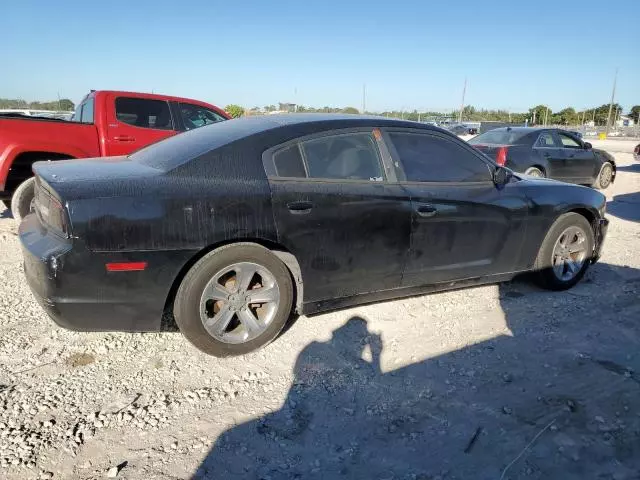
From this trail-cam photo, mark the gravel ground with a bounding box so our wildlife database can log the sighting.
[0,140,639,480]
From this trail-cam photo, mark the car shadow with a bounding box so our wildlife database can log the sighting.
[192,262,640,480]
[606,192,640,223]
[616,164,640,174]
[0,207,12,219]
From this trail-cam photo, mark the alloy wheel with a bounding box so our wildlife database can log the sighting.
[199,262,281,344]
[551,226,589,281]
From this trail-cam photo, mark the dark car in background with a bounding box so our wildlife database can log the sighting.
[634,143,639,161]
[468,127,616,189]
[19,115,608,357]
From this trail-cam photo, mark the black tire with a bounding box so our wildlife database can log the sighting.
[594,162,613,189]
[10,177,36,223]
[174,243,294,357]
[524,166,545,178]
[533,213,594,291]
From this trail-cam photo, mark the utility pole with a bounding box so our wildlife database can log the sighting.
[362,84,366,114]
[605,68,618,134]
[581,110,586,126]
[543,107,549,126]
[458,77,467,123]
[57,92,61,111]
[533,110,536,125]
[418,112,421,122]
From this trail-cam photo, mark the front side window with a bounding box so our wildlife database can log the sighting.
[558,132,581,148]
[389,132,490,182]
[180,103,226,130]
[115,97,173,130]
[80,98,94,123]
[300,132,384,181]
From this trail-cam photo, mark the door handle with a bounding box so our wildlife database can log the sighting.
[287,201,313,215]
[114,135,136,142]
[415,204,437,218]
[543,153,551,158]
[567,153,575,158]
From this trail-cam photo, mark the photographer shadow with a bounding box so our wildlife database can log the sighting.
[194,262,640,480]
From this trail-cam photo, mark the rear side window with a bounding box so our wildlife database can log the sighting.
[80,98,94,123]
[273,144,306,177]
[536,132,556,147]
[300,132,383,181]
[389,132,490,182]
[179,103,227,130]
[115,97,173,130]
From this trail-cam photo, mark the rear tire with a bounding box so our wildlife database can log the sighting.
[533,213,594,290]
[524,166,545,178]
[174,243,294,357]
[10,177,36,223]
[594,162,613,189]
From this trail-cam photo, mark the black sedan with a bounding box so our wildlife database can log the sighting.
[468,127,616,189]
[19,115,609,357]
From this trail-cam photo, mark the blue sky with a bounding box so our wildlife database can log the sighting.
[2,0,639,112]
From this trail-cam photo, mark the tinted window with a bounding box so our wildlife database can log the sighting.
[300,133,383,181]
[115,97,172,130]
[80,98,94,123]
[180,103,226,130]
[469,129,528,145]
[536,132,556,147]
[558,132,581,148]
[273,144,306,177]
[389,132,490,182]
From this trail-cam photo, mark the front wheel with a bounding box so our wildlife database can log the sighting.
[174,243,294,357]
[594,162,613,189]
[524,166,545,178]
[10,177,36,223]
[533,213,594,290]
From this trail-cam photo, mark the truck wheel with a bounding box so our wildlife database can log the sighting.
[11,177,36,223]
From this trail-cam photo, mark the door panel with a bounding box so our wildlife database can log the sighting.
[532,131,565,179]
[105,95,177,156]
[270,180,412,302]
[402,182,529,286]
[556,132,597,182]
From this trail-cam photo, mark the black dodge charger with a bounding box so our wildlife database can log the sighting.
[19,115,609,356]
[468,127,616,189]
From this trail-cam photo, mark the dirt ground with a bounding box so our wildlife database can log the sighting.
[0,139,639,480]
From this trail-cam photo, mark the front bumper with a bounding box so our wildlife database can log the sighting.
[19,214,193,332]
[592,217,609,263]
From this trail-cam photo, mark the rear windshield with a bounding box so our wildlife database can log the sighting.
[468,129,528,145]
[130,117,276,170]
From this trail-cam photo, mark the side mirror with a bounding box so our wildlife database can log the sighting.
[584,142,592,150]
[493,166,511,187]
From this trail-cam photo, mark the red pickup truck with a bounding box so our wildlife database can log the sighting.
[0,90,230,220]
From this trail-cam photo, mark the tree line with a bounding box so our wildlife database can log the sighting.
[227,103,640,126]
[0,97,75,111]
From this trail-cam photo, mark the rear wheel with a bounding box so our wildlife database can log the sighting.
[524,166,545,178]
[533,213,594,290]
[595,162,613,189]
[174,243,294,357]
[10,177,36,223]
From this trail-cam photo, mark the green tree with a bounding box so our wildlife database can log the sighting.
[264,105,276,112]
[341,106,359,114]
[224,104,245,118]
[58,99,75,111]
[529,105,551,125]
[629,105,640,124]
[555,107,578,125]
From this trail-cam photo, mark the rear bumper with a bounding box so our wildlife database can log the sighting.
[592,217,609,263]
[19,214,193,332]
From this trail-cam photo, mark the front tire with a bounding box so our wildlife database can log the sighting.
[174,243,294,357]
[10,177,36,223]
[594,162,613,189]
[533,213,594,290]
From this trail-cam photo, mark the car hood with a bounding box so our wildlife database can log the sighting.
[32,156,162,201]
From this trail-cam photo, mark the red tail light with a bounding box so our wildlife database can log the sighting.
[34,181,69,236]
[495,146,508,166]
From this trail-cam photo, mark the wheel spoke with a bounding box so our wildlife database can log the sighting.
[203,282,231,301]
[235,265,256,293]
[204,305,235,337]
[568,237,586,254]
[246,285,278,304]
[552,256,565,278]
[237,308,262,334]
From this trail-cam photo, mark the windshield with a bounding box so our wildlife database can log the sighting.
[469,129,529,145]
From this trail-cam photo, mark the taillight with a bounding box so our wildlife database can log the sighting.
[495,146,508,166]
[35,182,69,236]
